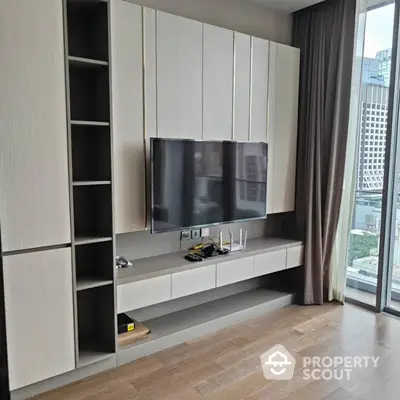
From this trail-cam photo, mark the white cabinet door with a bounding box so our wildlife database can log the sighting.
[250,37,269,143]
[254,249,286,277]
[269,43,300,213]
[203,24,233,140]
[111,1,146,234]
[156,11,203,139]
[117,275,171,313]
[217,257,254,287]
[3,249,75,390]
[0,0,71,252]
[233,32,251,142]
[172,265,216,299]
[287,246,304,269]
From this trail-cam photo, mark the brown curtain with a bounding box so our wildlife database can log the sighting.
[293,0,357,305]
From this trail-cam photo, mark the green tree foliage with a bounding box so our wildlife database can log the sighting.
[348,233,379,265]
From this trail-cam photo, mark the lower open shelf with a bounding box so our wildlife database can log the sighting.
[117,288,294,366]
[78,351,115,368]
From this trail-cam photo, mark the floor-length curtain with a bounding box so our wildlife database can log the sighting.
[293,0,357,304]
[330,1,368,303]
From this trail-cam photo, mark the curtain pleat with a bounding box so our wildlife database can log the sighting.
[293,0,357,304]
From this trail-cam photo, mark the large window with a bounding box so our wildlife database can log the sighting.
[346,2,395,306]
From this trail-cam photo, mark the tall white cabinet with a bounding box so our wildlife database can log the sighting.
[0,0,75,391]
[0,0,71,252]
[113,7,301,232]
[3,249,75,390]
[203,24,234,141]
[111,1,146,234]
[268,43,300,214]
[156,11,203,139]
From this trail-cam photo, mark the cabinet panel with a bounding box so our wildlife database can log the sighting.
[0,0,71,251]
[117,275,171,313]
[233,32,251,142]
[203,24,233,140]
[270,43,300,213]
[217,257,254,287]
[172,265,216,299]
[3,249,75,390]
[156,11,202,139]
[287,246,304,269]
[111,1,146,233]
[254,249,286,277]
[250,37,269,143]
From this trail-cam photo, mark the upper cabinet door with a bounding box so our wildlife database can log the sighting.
[156,11,203,139]
[250,37,270,143]
[111,1,146,234]
[203,24,234,141]
[233,32,251,142]
[3,248,75,390]
[0,0,71,251]
[269,43,300,214]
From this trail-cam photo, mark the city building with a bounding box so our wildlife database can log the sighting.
[356,84,389,191]
[362,57,385,86]
[376,48,392,87]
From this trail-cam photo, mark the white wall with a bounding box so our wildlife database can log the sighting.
[127,0,292,45]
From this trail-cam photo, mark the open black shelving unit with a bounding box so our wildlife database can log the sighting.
[64,0,115,367]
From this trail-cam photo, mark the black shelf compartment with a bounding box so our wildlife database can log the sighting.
[73,184,112,240]
[75,240,114,289]
[77,285,115,366]
[66,0,109,62]
[69,62,110,122]
[71,124,111,182]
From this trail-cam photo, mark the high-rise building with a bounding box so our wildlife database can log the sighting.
[356,84,389,191]
[376,49,392,87]
[362,57,385,86]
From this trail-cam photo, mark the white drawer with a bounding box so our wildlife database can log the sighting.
[287,245,304,269]
[117,275,171,313]
[216,257,254,287]
[172,264,216,299]
[254,249,286,277]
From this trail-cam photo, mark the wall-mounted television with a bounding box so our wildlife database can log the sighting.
[150,138,268,233]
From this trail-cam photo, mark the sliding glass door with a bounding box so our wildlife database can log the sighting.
[345,1,396,308]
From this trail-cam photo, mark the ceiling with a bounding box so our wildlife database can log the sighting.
[252,0,325,13]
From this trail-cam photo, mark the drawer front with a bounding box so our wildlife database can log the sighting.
[172,265,216,299]
[254,249,286,277]
[117,275,171,313]
[216,257,254,287]
[287,246,304,269]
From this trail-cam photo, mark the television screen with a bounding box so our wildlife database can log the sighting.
[151,138,268,233]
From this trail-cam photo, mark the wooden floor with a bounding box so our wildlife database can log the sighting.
[35,303,400,400]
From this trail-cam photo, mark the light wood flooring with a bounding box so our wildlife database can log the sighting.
[34,303,400,400]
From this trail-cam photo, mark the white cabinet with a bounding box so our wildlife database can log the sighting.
[3,249,75,390]
[250,37,270,142]
[217,257,254,287]
[254,249,286,277]
[0,0,71,252]
[203,24,234,140]
[172,265,216,299]
[117,275,171,313]
[111,1,146,234]
[156,11,203,139]
[233,32,251,142]
[268,43,300,213]
[287,246,304,269]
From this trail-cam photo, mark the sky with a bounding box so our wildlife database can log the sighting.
[364,3,395,58]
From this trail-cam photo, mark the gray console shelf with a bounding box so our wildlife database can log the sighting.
[117,237,303,285]
[118,288,294,366]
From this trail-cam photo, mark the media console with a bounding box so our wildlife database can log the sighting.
[116,237,303,366]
